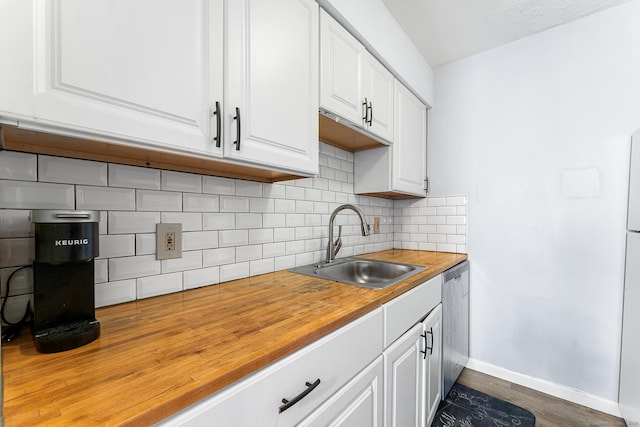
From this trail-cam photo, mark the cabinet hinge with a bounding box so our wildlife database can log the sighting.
[424,177,430,195]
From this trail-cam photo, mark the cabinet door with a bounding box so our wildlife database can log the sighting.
[384,322,424,427]
[363,54,394,143]
[0,0,222,156]
[319,9,365,126]
[225,0,318,175]
[423,305,442,427]
[299,356,384,427]
[393,82,427,196]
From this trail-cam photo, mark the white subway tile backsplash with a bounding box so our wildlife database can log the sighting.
[161,171,202,193]
[109,212,160,234]
[446,195,467,206]
[1,180,74,209]
[263,183,286,199]
[427,197,447,206]
[109,164,160,190]
[137,272,182,299]
[437,225,458,235]
[286,240,305,255]
[436,206,457,216]
[135,234,156,255]
[274,228,295,242]
[136,190,182,212]
[39,156,107,186]
[219,230,248,247]
[250,258,274,276]
[295,200,314,213]
[236,213,262,229]
[263,242,286,258]
[250,198,275,213]
[249,229,273,244]
[162,250,202,273]
[98,234,135,259]
[203,176,235,195]
[161,212,202,231]
[236,244,262,262]
[0,238,33,268]
[183,193,219,213]
[286,214,305,227]
[109,255,160,281]
[183,266,219,290]
[0,210,32,238]
[183,231,218,251]
[436,243,457,253]
[203,213,236,230]
[0,144,466,316]
[220,262,249,282]
[95,259,108,284]
[393,195,467,254]
[274,199,295,213]
[447,216,466,225]
[274,255,296,270]
[203,247,235,267]
[0,151,36,181]
[286,186,305,200]
[263,213,286,228]
[220,196,249,213]
[77,186,135,211]
[236,181,262,197]
[95,280,136,308]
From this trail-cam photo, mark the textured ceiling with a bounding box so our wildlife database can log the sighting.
[381,0,635,67]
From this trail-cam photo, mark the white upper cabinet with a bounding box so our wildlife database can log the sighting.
[354,80,427,198]
[319,9,394,144]
[225,0,319,175]
[0,0,223,156]
[0,0,318,178]
[393,82,427,195]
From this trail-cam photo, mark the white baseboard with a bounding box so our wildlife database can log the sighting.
[465,358,622,417]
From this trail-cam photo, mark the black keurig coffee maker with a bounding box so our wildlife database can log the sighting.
[32,210,100,353]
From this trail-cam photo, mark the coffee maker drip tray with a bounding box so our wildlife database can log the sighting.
[34,319,100,353]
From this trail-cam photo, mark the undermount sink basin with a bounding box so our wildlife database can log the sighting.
[290,258,426,290]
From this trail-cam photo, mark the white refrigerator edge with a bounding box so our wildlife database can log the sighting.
[620,128,640,425]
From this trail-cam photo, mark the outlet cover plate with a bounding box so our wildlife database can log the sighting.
[156,223,182,260]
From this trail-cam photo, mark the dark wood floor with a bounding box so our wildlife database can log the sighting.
[456,368,626,427]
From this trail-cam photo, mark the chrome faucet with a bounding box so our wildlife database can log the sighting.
[326,204,370,263]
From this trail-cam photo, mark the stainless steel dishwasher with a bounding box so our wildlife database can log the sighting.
[442,260,469,398]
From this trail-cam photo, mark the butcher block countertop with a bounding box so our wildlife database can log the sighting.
[2,250,467,426]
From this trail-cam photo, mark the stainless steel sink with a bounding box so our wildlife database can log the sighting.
[290,258,426,290]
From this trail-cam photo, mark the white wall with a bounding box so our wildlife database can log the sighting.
[318,0,434,106]
[428,0,640,409]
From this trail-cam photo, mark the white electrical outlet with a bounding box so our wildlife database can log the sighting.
[156,223,182,260]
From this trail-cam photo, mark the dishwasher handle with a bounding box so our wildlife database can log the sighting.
[443,260,469,282]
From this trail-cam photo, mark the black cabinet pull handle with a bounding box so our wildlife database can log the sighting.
[420,332,427,359]
[362,97,368,122]
[426,327,434,355]
[367,101,373,126]
[213,101,221,148]
[279,378,321,413]
[233,107,241,150]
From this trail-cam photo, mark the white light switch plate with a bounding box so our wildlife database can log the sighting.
[156,223,182,260]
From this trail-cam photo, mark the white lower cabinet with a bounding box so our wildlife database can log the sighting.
[158,274,445,427]
[299,356,384,427]
[157,308,383,427]
[383,275,442,427]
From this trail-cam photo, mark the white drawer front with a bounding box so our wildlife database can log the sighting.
[159,308,383,427]
[383,275,441,348]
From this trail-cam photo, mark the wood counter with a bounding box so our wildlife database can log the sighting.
[2,250,467,426]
